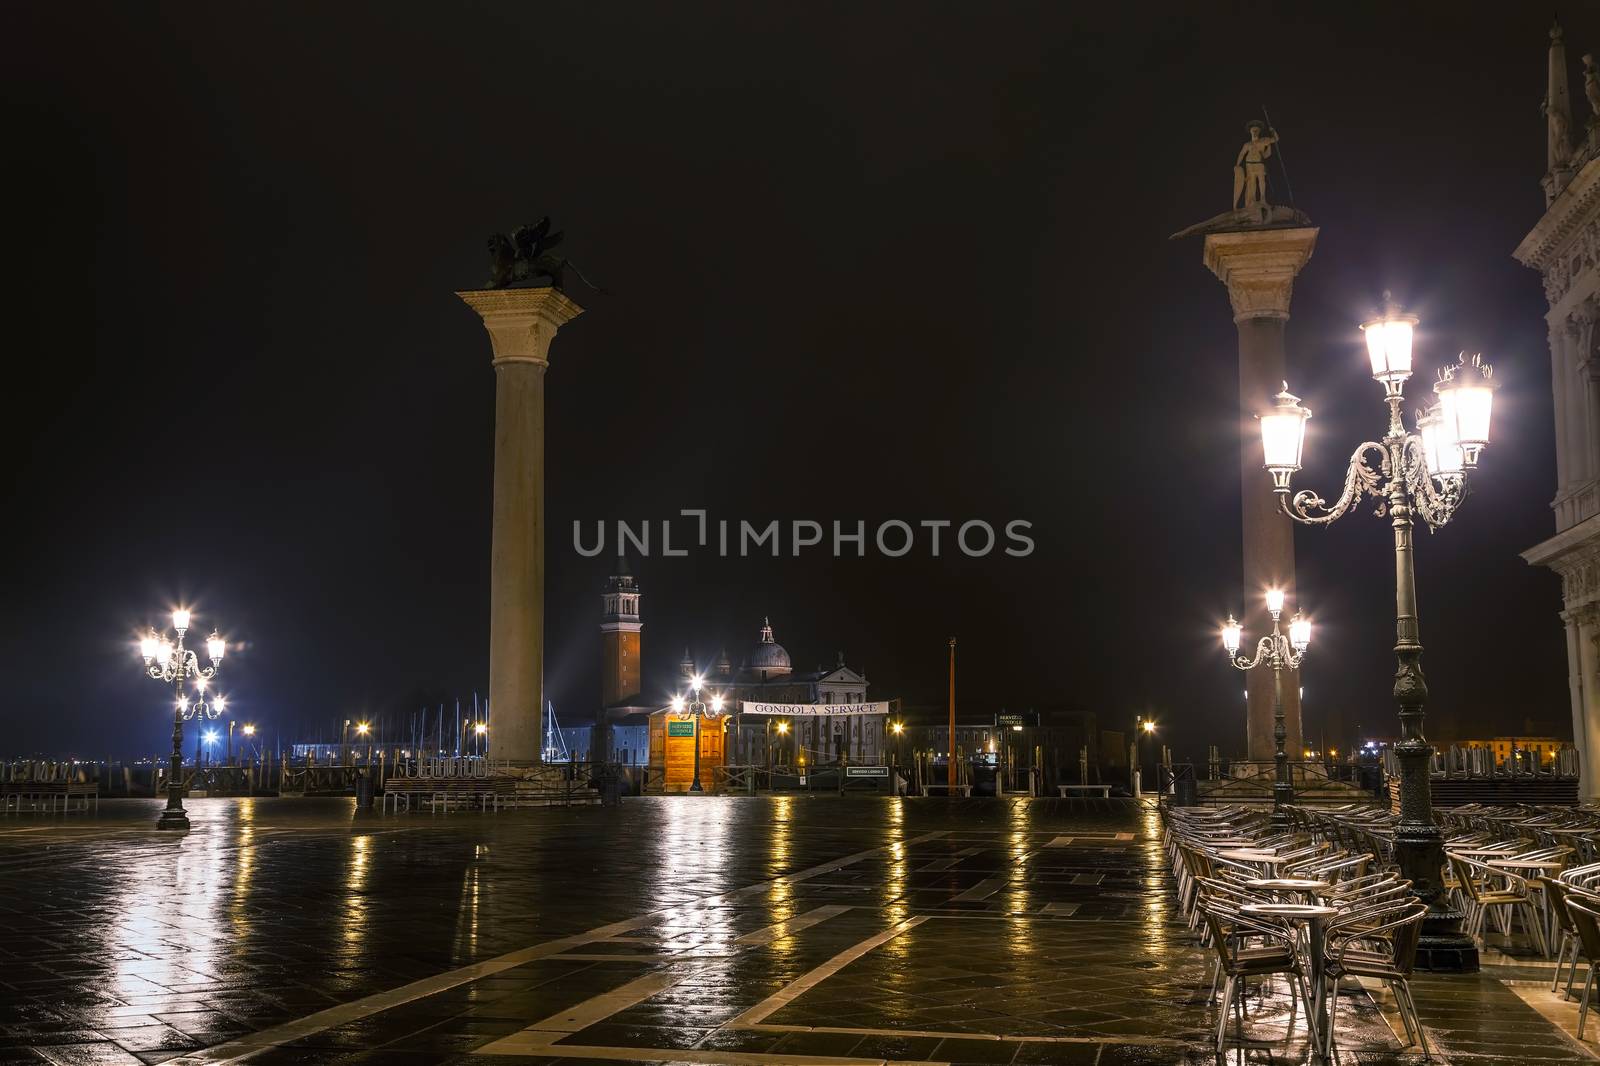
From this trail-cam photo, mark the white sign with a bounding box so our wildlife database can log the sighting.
[740,701,890,717]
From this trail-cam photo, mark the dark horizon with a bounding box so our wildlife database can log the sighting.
[5,3,1587,762]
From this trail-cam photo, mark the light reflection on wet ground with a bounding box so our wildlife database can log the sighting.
[0,796,1588,1065]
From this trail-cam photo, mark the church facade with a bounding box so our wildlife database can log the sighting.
[1517,22,1600,800]
[592,560,889,769]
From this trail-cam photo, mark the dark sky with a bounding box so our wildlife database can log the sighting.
[5,2,1589,760]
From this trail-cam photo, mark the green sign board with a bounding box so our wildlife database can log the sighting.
[667,721,696,737]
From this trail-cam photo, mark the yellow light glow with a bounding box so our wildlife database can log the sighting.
[243,724,256,736]
[777,720,789,734]
[1142,720,1156,734]
[474,722,487,735]
[891,722,904,735]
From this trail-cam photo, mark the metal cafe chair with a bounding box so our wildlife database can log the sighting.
[1566,894,1600,1039]
[1322,901,1431,1059]
[1450,854,1547,955]
[1200,900,1318,1054]
[1542,877,1589,998]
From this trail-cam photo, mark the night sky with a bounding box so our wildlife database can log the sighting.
[6,2,1589,761]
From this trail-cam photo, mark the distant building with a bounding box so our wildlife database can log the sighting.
[599,557,642,709]
[1453,737,1569,766]
[1516,20,1600,800]
[588,558,887,767]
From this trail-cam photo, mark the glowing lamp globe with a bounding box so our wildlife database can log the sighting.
[1260,386,1311,490]
[670,696,686,713]
[1265,588,1286,616]
[711,694,725,714]
[1222,615,1243,656]
[156,640,174,667]
[1434,354,1499,468]
[1289,614,1311,654]
[172,609,191,632]
[140,634,159,661]
[1416,403,1464,476]
[207,633,226,662]
[1361,296,1418,386]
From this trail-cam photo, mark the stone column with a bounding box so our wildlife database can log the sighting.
[1578,605,1600,801]
[1562,608,1591,799]
[457,287,585,765]
[1202,227,1318,762]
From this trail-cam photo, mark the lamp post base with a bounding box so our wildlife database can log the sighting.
[157,805,190,831]
[1415,923,1480,972]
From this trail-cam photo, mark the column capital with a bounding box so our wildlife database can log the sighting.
[457,287,585,368]
[1202,227,1319,323]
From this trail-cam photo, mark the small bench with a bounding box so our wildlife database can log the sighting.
[1057,784,1112,799]
[2,781,99,814]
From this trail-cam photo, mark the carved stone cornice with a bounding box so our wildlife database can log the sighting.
[1526,511,1600,609]
[1515,155,1600,277]
[1201,227,1319,323]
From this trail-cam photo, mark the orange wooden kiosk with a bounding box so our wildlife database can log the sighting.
[648,710,727,793]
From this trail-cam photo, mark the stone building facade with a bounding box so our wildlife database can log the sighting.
[1517,22,1600,799]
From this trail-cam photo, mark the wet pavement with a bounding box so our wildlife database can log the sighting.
[0,796,1592,1065]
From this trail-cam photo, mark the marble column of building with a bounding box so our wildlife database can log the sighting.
[1562,608,1592,798]
[457,287,585,765]
[1203,227,1318,762]
[1574,604,1600,800]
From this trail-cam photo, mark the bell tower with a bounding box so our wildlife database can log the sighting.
[600,556,642,708]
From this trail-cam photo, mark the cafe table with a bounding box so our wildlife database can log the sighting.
[1241,902,1340,1043]
[1218,849,1284,875]
[1243,877,1330,903]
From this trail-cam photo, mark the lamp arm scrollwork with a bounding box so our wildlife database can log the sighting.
[1228,636,1278,672]
[1282,441,1389,526]
[1398,434,1466,531]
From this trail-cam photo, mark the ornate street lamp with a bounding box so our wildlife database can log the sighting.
[1260,293,1499,969]
[670,676,725,794]
[140,608,226,830]
[1222,589,1310,827]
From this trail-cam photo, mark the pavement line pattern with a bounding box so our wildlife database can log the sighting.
[725,917,930,1028]
[735,904,854,945]
[734,1022,1191,1048]
[917,845,984,872]
[950,876,1006,902]
[485,1042,942,1066]
[1500,978,1600,1059]
[165,830,948,1065]
[521,969,685,1035]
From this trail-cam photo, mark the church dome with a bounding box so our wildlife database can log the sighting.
[744,618,792,677]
